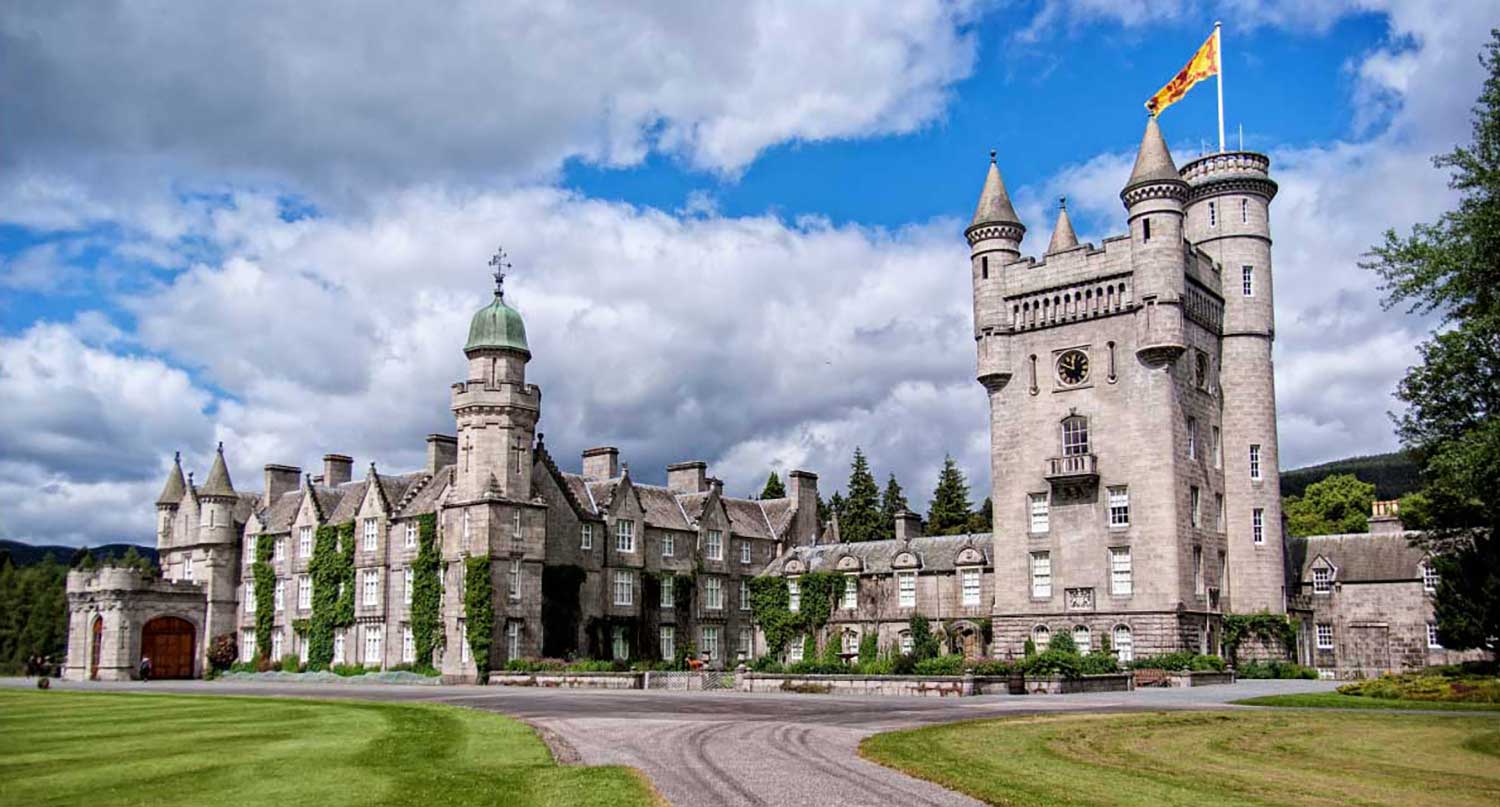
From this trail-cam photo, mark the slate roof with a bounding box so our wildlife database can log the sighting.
[262,489,303,533]
[971,156,1022,227]
[766,533,994,576]
[1124,116,1183,189]
[633,483,693,532]
[199,446,236,497]
[324,480,370,524]
[156,455,186,505]
[723,498,774,540]
[395,465,453,518]
[232,492,260,525]
[1289,532,1428,583]
[760,498,794,536]
[558,473,790,539]
[559,472,603,518]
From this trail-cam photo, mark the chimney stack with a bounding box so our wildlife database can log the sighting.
[894,510,923,541]
[788,470,820,546]
[322,454,353,487]
[1369,499,1405,534]
[426,434,457,474]
[263,464,301,508]
[666,461,709,494]
[582,447,620,481]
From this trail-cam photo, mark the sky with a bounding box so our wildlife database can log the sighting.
[0,0,1494,548]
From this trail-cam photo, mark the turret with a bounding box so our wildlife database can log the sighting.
[1120,116,1189,363]
[155,451,186,544]
[968,151,1025,392]
[196,442,238,546]
[1044,198,1079,255]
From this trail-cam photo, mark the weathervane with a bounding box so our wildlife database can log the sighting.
[488,246,512,300]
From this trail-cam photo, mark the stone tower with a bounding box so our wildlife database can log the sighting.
[1180,150,1284,614]
[452,277,540,503]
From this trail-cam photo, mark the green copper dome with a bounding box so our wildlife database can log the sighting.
[465,294,530,354]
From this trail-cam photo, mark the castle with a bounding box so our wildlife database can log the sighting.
[65,118,1475,681]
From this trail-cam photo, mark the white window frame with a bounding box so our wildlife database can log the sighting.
[1187,417,1198,459]
[512,509,522,538]
[271,630,283,660]
[580,522,593,550]
[362,569,380,607]
[462,509,471,541]
[740,579,750,611]
[1427,622,1442,649]
[706,529,723,561]
[402,625,415,663]
[616,519,636,553]
[1253,508,1265,544]
[1029,493,1050,534]
[1061,416,1090,455]
[364,624,383,666]
[506,621,520,660]
[297,575,312,611]
[740,542,752,565]
[1312,566,1332,594]
[403,568,413,606]
[704,576,723,610]
[662,532,675,558]
[1190,486,1201,528]
[333,631,345,664]
[788,577,801,612]
[1107,486,1130,528]
[404,522,418,549]
[961,568,981,607]
[458,619,469,663]
[299,525,313,557]
[1113,625,1134,663]
[739,628,752,659]
[363,518,378,551]
[1421,562,1439,593]
[1242,265,1254,297]
[789,636,806,662]
[842,574,859,610]
[897,571,917,608]
[241,629,256,662]
[1073,626,1091,654]
[274,578,285,612]
[1030,552,1051,599]
[1212,426,1222,468]
[898,632,913,656]
[702,626,720,662]
[613,570,633,606]
[661,575,675,608]
[244,582,255,613]
[1316,623,1334,649]
[1110,547,1132,596]
[1249,444,1262,480]
[274,537,285,562]
[660,625,675,660]
[508,559,521,601]
[612,626,628,661]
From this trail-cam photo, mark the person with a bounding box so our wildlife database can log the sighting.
[138,655,153,682]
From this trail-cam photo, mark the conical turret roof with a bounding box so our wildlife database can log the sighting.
[971,152,1022,227]
[200,442,236,498]
[156,452,186,506]
[1124,117,1182,190]
[1046,201,1078,254]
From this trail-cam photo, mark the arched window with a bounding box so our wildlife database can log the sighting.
[1061,416,1089,456]
[1113,625,1134,663]
[1032,624,1050,648]
[1073,626,1091,654]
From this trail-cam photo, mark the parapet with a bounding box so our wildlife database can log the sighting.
[1179,151,1277,200]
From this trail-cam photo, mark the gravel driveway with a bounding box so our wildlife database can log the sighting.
[5,677,1338,807]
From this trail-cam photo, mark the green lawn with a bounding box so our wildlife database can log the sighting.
[861,710,1500,807]
[0,690,657,807]
[1235,692,1500,712]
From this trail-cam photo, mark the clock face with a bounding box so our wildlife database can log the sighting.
[1057,350,1090,385]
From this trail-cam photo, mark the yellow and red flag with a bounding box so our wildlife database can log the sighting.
[1145,28,1220,117]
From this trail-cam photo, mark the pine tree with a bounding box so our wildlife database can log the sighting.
[758,471,787,499]
[840,448,883,542]
[879,474,909,541]
[927,455,973,536]
[967,496,993,534]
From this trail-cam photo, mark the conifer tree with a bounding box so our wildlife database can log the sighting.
[968,496,993,534]
[927,455,973,536]
[758,471,787,499]
[840,448,882,542]
[879,474,909,541]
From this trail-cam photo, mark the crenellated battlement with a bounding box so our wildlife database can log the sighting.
[1006,272,1134,333]
[1181,150,1277,202]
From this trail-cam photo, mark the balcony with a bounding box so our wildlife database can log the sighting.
[1045,453,1098,483]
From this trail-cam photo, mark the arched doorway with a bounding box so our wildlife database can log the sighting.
[140,616,196,679]
[90,616,103,680]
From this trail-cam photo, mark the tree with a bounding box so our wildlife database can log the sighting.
[968,497,993,534]
[1283,474,1376,537]
[879,474,909,541]
[758,471,787,500]
[1361,30,1500,659]
[840,448,883,542]
[927,455,973,536]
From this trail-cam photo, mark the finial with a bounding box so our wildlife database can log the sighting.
[216,441,223,452]
[989,148,996,163]
[174,451,181,463]
[1058,195,1067,211]
[537,432,545,445]
[488,246,512,300]
[188,472,194,485]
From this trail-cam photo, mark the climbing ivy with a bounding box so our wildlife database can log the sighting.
[306,523,354,668]
[252,534,275,660]
[464,556,495,679]
[410,514,442,668]
[748,571,841,656]
[333,522,356,626]
[1223,612,1297,662]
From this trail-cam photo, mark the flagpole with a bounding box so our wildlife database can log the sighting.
[1216,21,1226,152]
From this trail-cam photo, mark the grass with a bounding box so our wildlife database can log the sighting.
[1235,692,1500,712]
[0,689,657,807]
[861,710,1500,807]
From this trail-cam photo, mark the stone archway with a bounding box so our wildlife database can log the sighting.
[140,616,196,679]
[90,616,103,680]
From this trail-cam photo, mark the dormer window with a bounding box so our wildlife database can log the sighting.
[1313,566,1333,594]
[1421,562,1439,593]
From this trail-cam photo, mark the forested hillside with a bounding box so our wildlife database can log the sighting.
[1280,452,1421,500]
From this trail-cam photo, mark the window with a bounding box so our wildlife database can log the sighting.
[299,526,313,557]
[1187,417,1198,458]
[274,579,285,611]
[403,568,413,606]
[1215,494,1225,532]
[1242,265,1254,296]
[402,626,415,663]
[613,571,633,606]
[580,522,593,550]
[1143,218,1152,241]
[660,575,675,608]
[247,535,257,564]
[458,619,469,662]
[741,542,752,565]
[462,510,471,541]
[274,537,285,562]
[740,579,750,610]
[333,631,345,664]
[1061,415,1090,455]
[511,509,522,538]
[1422,562,1439,593]
[241,629,256,662]
[981,255,989,280]
[1113,626,1134,662]
[297,575,312,610]
[1241,198,1249,224]
[1316,623,1334,649]
[611,627,628,661]
[662,532,675,557]
[1427,622,1442,649]
[1108,487,1130,528]
[244,582,255,613]
[1253,508,1265,544]
[842,630,859,655]
[1110,547,1132,596]
[506,621,520,660]
[364,625,383,665]
[962,569,981,607]
[1190,486,1201,528]
[788,578,801,612]
[363,518,377,551]
[898,632,913,655]
[1073,626,1091,653]
[739,629,752,659]
[660,626,675,660]
[183,560,194,582]
[1208,200,1217,228]
[702,626,720,662]
[1212,426,1222,467]
[706,529,723,560]
[616,519,635,553]
[271,630,284,660]
[404,522,417,549]
[898,571,917,607]
[704,577,723,610]
[508,559,521,601]
[790,636,806,661]
[1313,567,1332,594]
[1032,624,1050,647]
[1249,444,1262,480]
[362,569,380,607]
[1193,546,1204,595]
[1029,493,1050,533]
[842,575,859,610]
[1030,552,1052,598]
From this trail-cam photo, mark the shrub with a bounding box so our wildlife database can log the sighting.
[891,652,917,676]
[1021,649,1080,679]
[908,616,940,661]
[227,661,257,674]
[1046,631,1077,655]
[750,656,784,673]
[970,658,1018,677]
[1338,672,1500,704]
[855,655,895,676]
[206,634,238,671]
[330,663,370,677]
[1236,659,1318,679]
[913,655,965,676]
[1131,652,1226,672]
[858,631,878,666]
[1023,638,1037,658]
[1077,651,1121,676]
[280,654,304,673]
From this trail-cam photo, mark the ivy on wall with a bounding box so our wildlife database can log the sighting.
[306,523,355,668]
[464,556,495,679]
[252,534,275,660]
[1223,612,1298,661]
[410,514,442,668]
[748,571,841,657]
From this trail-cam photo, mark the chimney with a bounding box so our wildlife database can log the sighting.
[426,434,457,474]
[788,470,819,547]
[709,477,724,495]
[582,447,620,481]
[322,454,353,487]
[666,461,709,494]
[263,464,301,508]
[894,510,923,541]
[1369,499,1405,534]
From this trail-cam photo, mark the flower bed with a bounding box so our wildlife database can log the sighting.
[1337,671,1500,705]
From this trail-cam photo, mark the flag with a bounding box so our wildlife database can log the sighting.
[1145,28,1220,117]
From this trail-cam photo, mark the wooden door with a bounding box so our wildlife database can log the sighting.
[140,617,196,679]
[90,617,103,680]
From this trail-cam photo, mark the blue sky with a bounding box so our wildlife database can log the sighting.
[0,1,1490,547]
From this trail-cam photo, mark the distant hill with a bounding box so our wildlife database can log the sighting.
[0,539,158,568]
[1280,451,1422,500]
